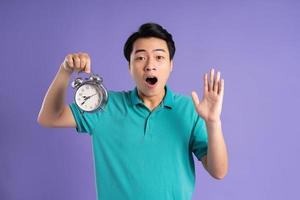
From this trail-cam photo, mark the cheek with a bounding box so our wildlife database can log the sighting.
[159,70,170,84]
[129,63,136,75]
[162,65,172,75]
[129,67,143,80]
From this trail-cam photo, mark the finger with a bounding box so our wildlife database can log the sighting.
[209,68,215,92]
[79,53,87,70]
[66,54,74,68]
[191,91,200,107]
[85,55,91,73]
[204,73,208,93]
[214,71,221,94]
[219,78,225,96]
[73,54,81,71]
[82,53,91,73]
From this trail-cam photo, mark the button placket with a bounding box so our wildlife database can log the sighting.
[144,113,151,136]
[143,105,163,137]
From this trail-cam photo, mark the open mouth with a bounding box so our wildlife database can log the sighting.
[145,76,158,85]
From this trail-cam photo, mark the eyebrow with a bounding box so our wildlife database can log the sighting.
[134,49,166,54]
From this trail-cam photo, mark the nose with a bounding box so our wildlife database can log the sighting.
[144,58,157,71]
[145,66,156,71]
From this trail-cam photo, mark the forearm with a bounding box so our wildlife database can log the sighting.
[37,65,72,125]
[205,120,228,179]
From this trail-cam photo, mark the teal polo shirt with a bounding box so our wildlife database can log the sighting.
[69,86,208,200]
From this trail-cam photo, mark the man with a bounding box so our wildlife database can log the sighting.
[38,23,228,200]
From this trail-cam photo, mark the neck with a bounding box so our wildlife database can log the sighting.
[138,89,165,111]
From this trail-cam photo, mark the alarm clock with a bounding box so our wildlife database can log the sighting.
[71,73,108,113]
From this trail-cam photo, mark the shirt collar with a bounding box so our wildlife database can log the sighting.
[130,85,174,109]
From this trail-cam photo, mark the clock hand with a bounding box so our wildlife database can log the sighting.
[81,93,97,105]
[88,93,97,98]
[83,93,97,100]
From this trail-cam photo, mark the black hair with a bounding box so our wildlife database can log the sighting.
[123,23,175,62]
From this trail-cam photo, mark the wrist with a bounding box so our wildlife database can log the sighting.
[60,63,73,74]
[205,118,222,128]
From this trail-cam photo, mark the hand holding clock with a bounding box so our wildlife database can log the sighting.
[63,52,108,113]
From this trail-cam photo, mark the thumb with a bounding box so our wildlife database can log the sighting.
[191,91,200,107]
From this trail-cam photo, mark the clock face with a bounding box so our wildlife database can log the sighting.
[75,83,102,112]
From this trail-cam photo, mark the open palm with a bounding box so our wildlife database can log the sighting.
[192,69,224,123]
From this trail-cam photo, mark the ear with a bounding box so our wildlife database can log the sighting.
[128,62,132,75]
[170,60,173,72]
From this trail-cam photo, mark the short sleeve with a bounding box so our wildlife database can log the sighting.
[190,116,208,161]
[69,103,98,135]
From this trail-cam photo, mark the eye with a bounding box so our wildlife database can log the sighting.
[135,56,146,61]
[156,55,165,60]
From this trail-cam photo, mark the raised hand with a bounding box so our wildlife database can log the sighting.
[61,52,91,74]
[191,68,224,123]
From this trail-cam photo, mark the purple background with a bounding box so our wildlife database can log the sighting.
[1,0,299,199]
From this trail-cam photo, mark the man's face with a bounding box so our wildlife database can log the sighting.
[129,37,173,98]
